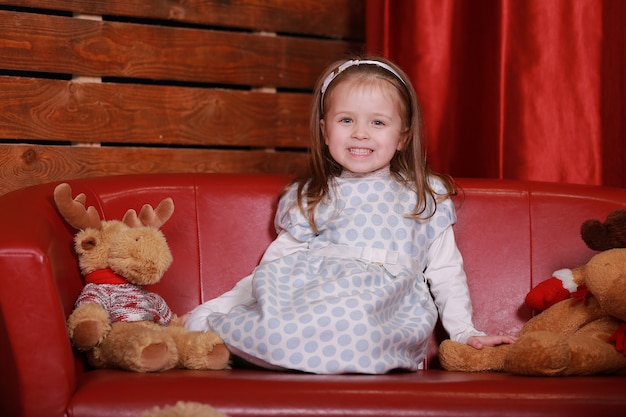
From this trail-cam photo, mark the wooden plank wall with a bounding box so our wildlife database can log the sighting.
[0,0,365,195]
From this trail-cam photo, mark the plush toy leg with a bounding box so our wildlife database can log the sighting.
[438,339,509,372]
[66,302,112,350]
[165,325,231,370]
[90,321,178,372]
[503,331,570,376]
[565,318,626,375]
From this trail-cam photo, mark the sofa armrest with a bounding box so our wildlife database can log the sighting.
[0,185,81,417]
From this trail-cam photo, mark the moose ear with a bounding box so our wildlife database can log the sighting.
[80,236,98,251]
[54,183,102,231]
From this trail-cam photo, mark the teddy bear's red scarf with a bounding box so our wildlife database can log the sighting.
[610,324,626,354]
[84,268,127,285]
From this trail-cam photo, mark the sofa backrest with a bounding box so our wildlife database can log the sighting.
[1,173,626,415]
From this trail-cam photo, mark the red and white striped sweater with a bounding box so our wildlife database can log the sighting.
[76,282,173,325]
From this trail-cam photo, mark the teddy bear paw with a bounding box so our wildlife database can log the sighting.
[185,332,230,370]
[170,330,230,370]
[72,319,109,350]
[439,339,507,372]
[138,341,179,372]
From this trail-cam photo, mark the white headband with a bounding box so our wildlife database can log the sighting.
[320,59,407,110]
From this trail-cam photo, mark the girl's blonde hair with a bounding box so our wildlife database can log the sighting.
[291,56,456,232]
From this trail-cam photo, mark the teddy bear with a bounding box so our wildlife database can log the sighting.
[54,183,230,372]
[438,210,626,376]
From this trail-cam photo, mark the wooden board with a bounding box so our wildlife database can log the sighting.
[0,144,308,195]
[0,76,311,148]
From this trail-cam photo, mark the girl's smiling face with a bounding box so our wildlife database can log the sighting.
[320,79,406,175]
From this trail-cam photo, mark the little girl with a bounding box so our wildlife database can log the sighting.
[186,56,515,374]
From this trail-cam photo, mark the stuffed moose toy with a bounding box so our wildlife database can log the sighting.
[54,183,229,372]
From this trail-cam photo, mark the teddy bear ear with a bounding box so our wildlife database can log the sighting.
[581,209,626,251]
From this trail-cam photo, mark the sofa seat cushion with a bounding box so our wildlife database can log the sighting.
[68,369,625,417]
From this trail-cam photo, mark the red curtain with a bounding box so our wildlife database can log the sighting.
[366,0,625,186]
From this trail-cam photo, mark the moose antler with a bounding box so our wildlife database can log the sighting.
[54,183,102,231]
[122,198,174,229]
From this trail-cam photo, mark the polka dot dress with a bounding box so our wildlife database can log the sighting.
[207,173,456,374]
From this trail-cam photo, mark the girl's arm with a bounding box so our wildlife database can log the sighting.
[425,227,486,344]
[426,228,517,348]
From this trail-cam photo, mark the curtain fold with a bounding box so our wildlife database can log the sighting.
[366,0,625,186]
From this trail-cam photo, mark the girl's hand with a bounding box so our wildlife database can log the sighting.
[466,335,517,349]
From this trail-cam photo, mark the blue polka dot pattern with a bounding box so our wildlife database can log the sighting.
[208,175,455,374]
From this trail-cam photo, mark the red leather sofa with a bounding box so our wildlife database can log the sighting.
[1,173,625,417]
